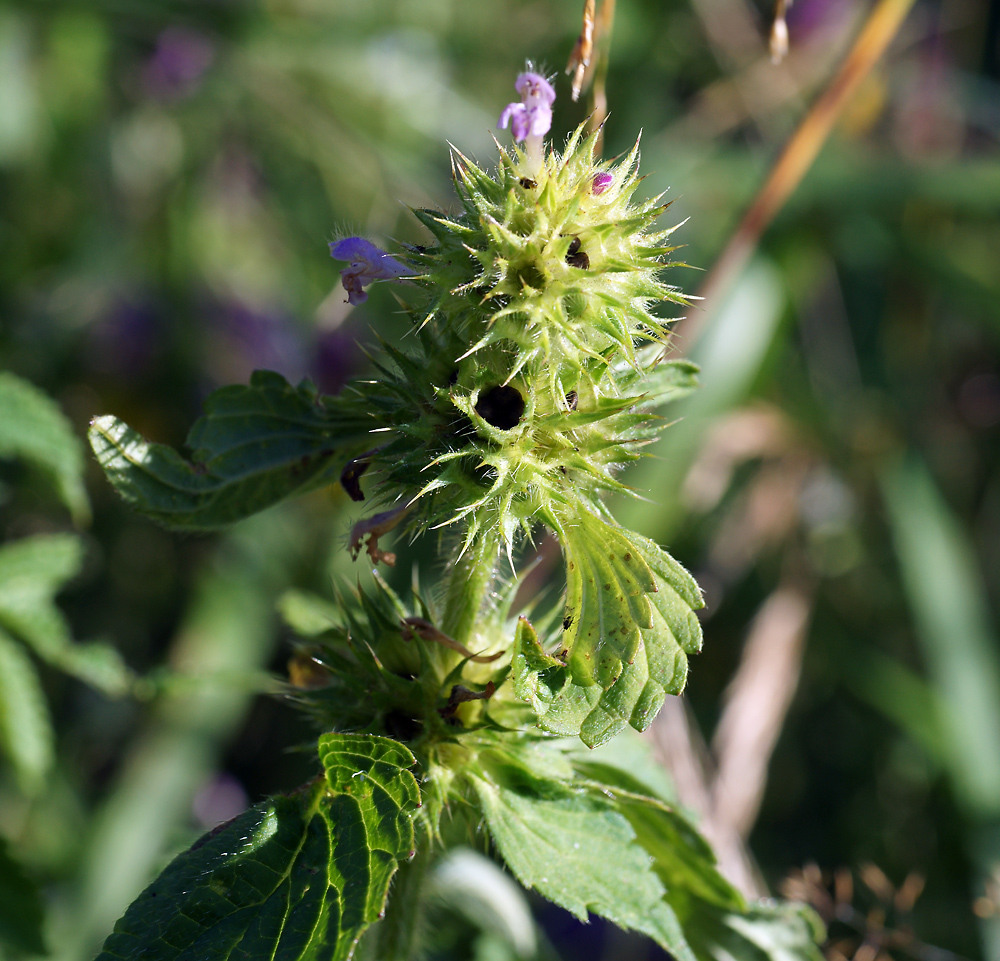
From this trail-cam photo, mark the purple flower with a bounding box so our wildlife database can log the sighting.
[498,71,556,143]
[592,172,614,195]
[329,237,410,306]
[143,28,214,101]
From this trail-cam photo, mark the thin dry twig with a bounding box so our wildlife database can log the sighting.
[566,0,616,150]
[676,0,918,349]
[648,697,766,897]
[710,583,813,838]
[566,0,596,101]
[770,0,793,63]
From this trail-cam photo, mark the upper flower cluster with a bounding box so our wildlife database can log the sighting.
[497,71,556,143]
[318,71,701,747]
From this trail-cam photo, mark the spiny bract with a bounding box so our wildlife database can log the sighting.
[337,123,706,746]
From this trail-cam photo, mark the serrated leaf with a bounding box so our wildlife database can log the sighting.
[0,626,54,794]
[0,834,47,956]
[573,764,744,913]
[520,509,702,747]
[679,899,825,961]
[470,750,697,961]
[0,534,133,695]
[511,615,601,737]
[0,370,90,524]
[96,734,420,961]
[88,371,371,530]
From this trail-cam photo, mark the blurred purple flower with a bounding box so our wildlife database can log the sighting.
[88,298,163,379]
[592,172,613,195]
[330,238,410,306]
[498,71,556,142]
[144,28,214,101]
[313,327,364,395]
[192,774,247,829]
[201,298,307,386]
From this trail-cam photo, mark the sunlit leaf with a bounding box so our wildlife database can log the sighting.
[95,734,420,961]
[515,511,702,747]
[470,748,697,961]
[89,370,371,530]
[279,588,345,637]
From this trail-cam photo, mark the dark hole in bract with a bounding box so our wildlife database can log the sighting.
[520,177,537,189]
[475,385,525,430]
[566,237,590,270]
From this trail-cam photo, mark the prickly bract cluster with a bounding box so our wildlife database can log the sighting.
[326,121,705,750]
[88,75,828,961]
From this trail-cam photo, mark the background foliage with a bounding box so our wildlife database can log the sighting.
[1,0,999,958]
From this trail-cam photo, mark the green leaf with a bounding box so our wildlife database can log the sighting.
[470,749,697,961]
[0,534,132,695]
[279,589,345,637]
[88,371,370,530]
[96,734,420,961]
[317,732,421,909]
[678,899,825,961]
[517,510,702,747]
[574,767,743,914]
[880,456,1000,819]
[0,370,90,524]
[0,626,54,794]
[564,764,824,959]
[0,834,47,956]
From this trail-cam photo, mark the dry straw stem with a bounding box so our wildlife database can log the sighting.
[566,0,617,149]
[649,580,812,898]
[678,0,918,349]
[710,584,813,840]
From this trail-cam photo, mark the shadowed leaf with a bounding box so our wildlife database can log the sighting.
[89,371,370,530]
[0,534,132,695]
[0,835,47,956]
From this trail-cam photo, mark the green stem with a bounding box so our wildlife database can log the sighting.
[439,530,499,650]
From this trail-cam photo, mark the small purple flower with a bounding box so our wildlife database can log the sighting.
[329,237,410,306]
[592,172,614,195]
[144,28,214,101]
[498,71,556,143]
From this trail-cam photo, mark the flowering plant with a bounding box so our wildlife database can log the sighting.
[88,70,824,961]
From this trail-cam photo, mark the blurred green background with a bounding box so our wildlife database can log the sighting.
[2,0,1000,958]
